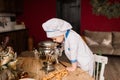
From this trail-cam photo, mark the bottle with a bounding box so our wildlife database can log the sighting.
[28,37,33,51]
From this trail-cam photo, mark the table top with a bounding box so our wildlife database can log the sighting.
[17,57,94,80]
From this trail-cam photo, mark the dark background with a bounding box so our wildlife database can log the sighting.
[16,0,120,47]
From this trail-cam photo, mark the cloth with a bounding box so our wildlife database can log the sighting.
[42,18,72,38]
[64,30,94,76]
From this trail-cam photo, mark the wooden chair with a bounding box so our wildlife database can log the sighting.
[93,54,108,80]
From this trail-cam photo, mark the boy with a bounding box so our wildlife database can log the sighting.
[42,18,94,76]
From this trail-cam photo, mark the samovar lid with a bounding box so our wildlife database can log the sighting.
[38,40,57,49]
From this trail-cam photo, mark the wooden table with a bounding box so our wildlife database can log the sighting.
[17,57,94,80]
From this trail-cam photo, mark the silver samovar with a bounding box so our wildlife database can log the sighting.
[37,40,63,73]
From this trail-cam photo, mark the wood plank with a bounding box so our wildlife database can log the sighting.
[17,57,94,80]
[18,51,120,80]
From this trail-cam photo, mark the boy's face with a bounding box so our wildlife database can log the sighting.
[51,35,64,43]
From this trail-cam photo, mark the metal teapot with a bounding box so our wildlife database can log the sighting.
[38,40,58,59]
[37,40,61,73]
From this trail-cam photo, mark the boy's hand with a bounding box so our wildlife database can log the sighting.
[66,62,77,71]
[66,67,76,71]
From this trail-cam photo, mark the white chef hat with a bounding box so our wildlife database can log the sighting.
[42,18,72,38]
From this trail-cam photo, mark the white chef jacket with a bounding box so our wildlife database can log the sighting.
[64,29,94,76]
